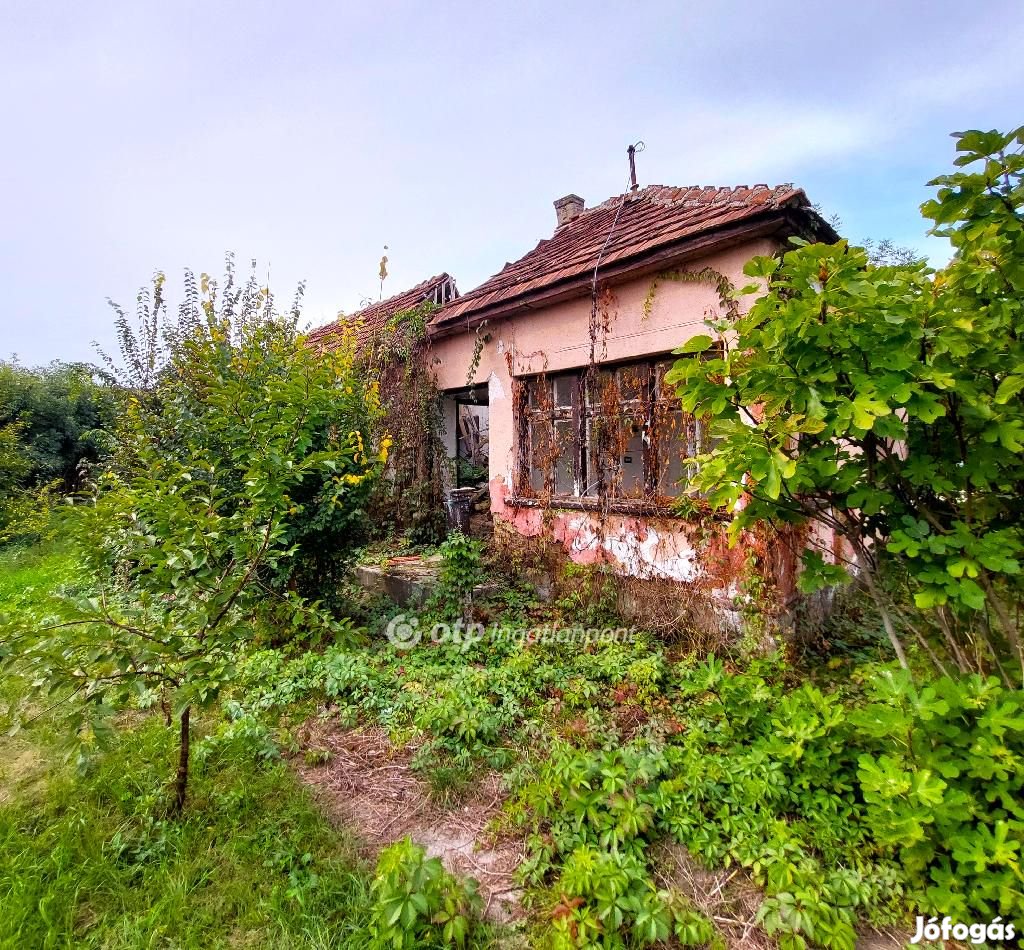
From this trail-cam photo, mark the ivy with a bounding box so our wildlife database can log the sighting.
[361,301,452,544]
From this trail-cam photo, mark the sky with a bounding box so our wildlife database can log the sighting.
[2,0,1022,366]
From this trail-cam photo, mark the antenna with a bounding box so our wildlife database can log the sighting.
[627,140,646,192]
[378,245,389,300]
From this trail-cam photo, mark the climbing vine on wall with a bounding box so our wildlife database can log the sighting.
[641,265,741,321]
[465,321,489,392]
[504,268,791,630]
[360,302,451,544]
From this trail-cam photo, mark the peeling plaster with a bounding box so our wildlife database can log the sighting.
[600,523,699,582]
[490,478,702,582]
[488,371,506,403]
[430,255,813,613]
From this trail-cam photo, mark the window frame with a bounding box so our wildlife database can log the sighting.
[515,354,711,508]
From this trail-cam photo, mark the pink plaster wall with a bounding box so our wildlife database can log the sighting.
[429,239,778,585]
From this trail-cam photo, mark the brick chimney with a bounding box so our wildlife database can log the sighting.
[554,194,585,227]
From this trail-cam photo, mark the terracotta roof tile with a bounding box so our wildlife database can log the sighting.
[430,183,819,330]
[307,273,458,352]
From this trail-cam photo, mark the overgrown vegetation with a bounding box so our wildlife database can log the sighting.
[671,127,1024,681]
[0,541,376,949]
[2,262,385,812]
[360,301,453,545]
[369,838,485,948]
[209,555,1019,948]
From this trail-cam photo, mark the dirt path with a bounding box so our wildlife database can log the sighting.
[293,721,526,924]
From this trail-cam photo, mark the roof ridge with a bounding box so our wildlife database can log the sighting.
[577,182,800,216]
[429,180,825,331]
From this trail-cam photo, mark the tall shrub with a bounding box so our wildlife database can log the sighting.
[3,268,385,811]
[669,127,1024,680]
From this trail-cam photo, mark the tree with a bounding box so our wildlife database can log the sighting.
[2,269,385,812]
[0,360,116,491]
[0,360,117,541]
[669,127,1024,683]
[0,422,29,499]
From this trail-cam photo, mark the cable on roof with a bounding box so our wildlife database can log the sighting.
[588,141,645,367]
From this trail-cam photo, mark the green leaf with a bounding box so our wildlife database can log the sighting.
[677,334,715,355]
[994,374,1024,404]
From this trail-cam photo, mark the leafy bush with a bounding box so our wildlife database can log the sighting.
[0,360,116,492]
[194,702,280,768]
[670,127,1024,679]
[510,653,1024,947]
[432,530,485,617]
[853,669,1024,923]
[0,360,116,542]
[551,847,718,949]
[369,838,482,948]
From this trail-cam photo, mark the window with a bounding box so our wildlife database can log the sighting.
[518,356,712,503]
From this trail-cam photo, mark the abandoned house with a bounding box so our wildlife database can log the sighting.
[309,182,838,613]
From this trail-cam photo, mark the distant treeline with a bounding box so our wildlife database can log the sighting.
[0,360,118,538]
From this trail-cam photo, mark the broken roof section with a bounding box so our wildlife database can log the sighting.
[307,272,458,352]
[429,184,836,336]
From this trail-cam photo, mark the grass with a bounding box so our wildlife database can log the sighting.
[0,541,377,950]
[0,723,375,949]
[0,536,77,605]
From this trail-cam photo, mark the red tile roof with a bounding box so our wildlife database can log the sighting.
[429,184,831,333]
[306,273,458,352]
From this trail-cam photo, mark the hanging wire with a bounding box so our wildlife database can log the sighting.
[589,141,646,365]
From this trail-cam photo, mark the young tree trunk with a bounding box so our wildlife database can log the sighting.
[172,706,191,815]
[978,572,1024,687]
[856,550,911,672]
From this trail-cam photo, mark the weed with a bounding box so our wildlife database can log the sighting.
[369,837,484,948]
[421,757,475,808]
[431,530,485,618]
[555,563,621,627]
